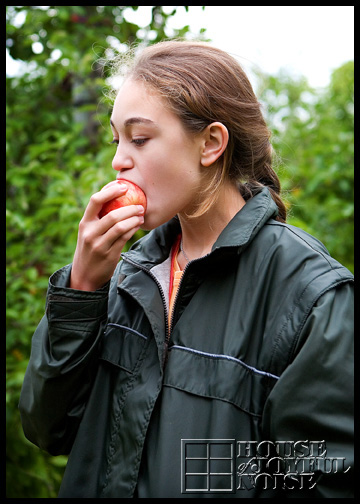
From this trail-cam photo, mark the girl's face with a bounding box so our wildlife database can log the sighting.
[110,79,205,230]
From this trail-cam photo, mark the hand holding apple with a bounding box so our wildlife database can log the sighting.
[99,179,147,218]
[70,180,146,292]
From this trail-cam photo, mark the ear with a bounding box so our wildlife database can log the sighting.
[200,122,229,167]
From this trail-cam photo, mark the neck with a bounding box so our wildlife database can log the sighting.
[177,181,246,265]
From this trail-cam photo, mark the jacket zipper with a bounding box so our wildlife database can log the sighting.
[121,254,194,367]
[120,255,171,366]
[121,248,216,367]
[167,262,190,338]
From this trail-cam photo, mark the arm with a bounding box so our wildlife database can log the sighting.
[19,183,144,454]
[18,264,110,455]
[262,282,354,497]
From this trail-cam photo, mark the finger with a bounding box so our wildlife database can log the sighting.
[105,214,145,247]
[84,183,128,220]
[96,204,145,234]
[107,224,142,258]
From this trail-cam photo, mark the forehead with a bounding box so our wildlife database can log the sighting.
[111,79,169,126]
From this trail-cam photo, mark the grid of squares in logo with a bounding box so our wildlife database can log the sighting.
[181,439,236,493]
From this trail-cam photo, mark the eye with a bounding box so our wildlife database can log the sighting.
[131,138,148,147]
[109,139,119,146]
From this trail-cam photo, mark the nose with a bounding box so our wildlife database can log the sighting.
[112,142,134,173]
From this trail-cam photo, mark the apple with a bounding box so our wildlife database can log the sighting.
[98,179,147,218]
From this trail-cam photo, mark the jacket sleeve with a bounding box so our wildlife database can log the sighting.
[19,264,109,455]
[262,281,354,498]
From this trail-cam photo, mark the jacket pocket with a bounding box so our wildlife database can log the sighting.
[99,323,148,374]
[164,345,279,417]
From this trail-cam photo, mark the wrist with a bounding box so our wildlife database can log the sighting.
[69,272,98,292]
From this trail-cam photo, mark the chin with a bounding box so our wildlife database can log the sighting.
[142,212,177,232]
[139,216,155,232]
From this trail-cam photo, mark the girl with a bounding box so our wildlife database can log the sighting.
[19,41,353,498]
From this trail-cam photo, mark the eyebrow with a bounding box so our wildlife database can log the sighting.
[110,117,157,130]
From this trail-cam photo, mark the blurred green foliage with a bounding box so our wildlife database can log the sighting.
[6,5,353,498]
[256,62,354,272]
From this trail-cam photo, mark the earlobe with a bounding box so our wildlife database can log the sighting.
[201,122,229,167]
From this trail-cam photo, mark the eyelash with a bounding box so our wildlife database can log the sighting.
[132,138,148,147]
[109,139,148,147]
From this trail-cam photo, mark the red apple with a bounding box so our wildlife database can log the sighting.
[98,179,147,218]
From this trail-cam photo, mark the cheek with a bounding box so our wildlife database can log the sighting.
[142,137,201,207]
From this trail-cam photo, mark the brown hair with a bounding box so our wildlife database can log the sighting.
[111,40,286,222]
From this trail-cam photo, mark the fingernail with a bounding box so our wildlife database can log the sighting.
[137,205,145,214]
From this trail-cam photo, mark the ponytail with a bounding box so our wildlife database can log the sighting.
[240,159,287,223]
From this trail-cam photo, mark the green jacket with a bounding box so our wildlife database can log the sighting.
[19,188,354,498]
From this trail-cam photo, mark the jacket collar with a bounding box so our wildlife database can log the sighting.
[121,187,278,271]
[213,186,278,250]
